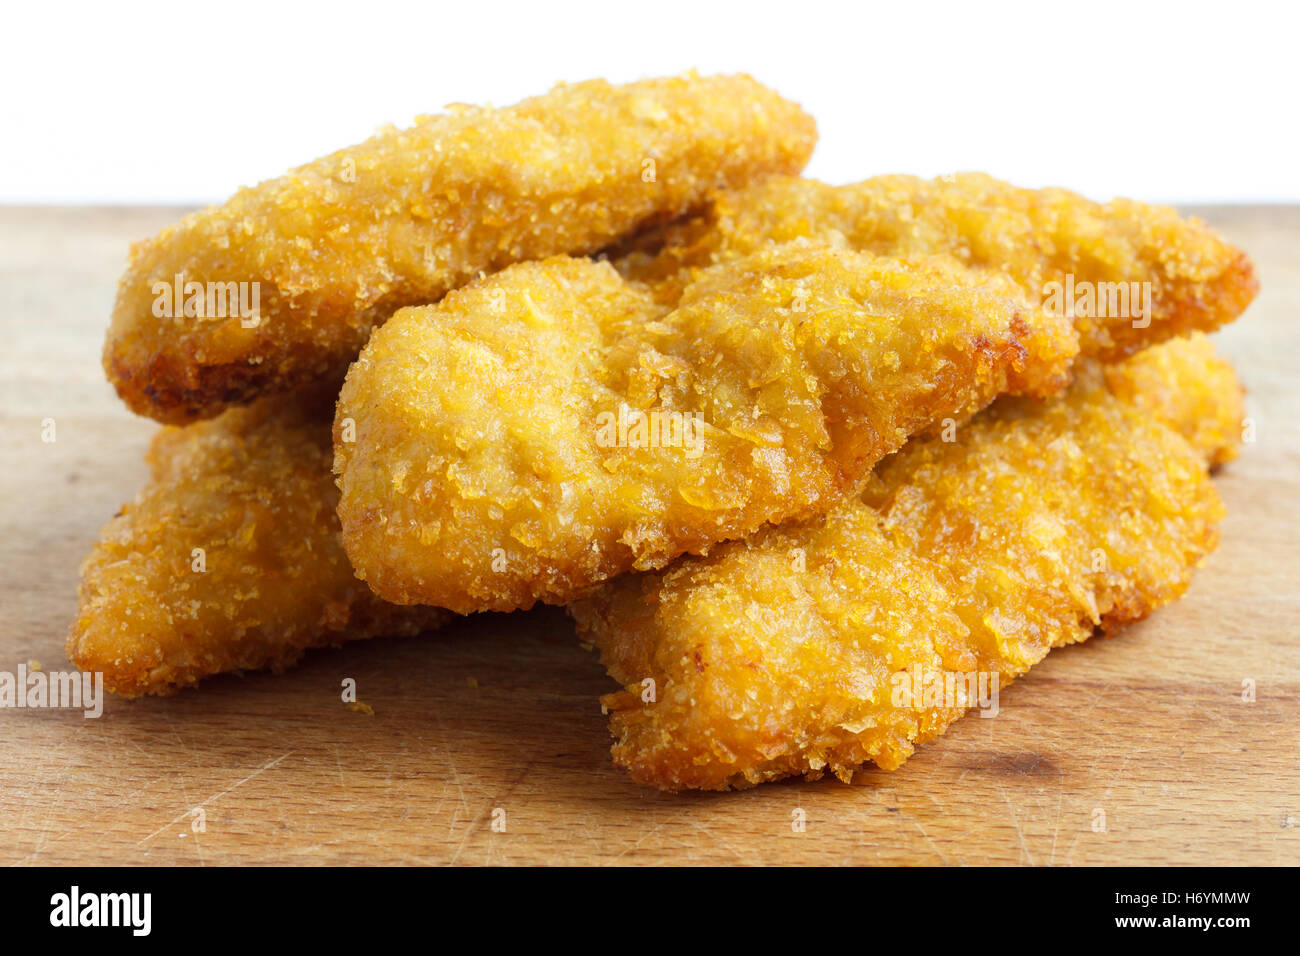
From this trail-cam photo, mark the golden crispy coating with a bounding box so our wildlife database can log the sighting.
[617,173,1258,357]
[569,339,1241,790]
[67,393,449,697]
[106,74,817,424]
[334,242,1077,613]
[1100,332,1244,467]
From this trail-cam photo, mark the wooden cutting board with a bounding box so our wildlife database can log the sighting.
[1,205,1295,866]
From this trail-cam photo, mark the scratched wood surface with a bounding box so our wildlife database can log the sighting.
[0,205,1296,866]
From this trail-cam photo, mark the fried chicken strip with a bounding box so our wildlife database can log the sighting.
[106,73,817,424]
[334,242,1077,613]
[68,392,450,697]
[568,335,1243,790]
[617,173,1258,357]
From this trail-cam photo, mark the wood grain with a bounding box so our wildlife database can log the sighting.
[0,205,1296,866]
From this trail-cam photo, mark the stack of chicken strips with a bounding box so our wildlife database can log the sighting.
[69,73,1258,791]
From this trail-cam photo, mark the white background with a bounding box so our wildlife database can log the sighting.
[3,0,1295,204]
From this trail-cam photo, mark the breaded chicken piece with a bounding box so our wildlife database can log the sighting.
[334,242,1077,613]
[568,338,1243,790]
[67,392,449,697]
[106,73,817,424]
[1100,333,1244,467]
[616,173,1258,357]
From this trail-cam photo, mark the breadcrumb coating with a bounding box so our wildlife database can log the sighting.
[1100,333,1244,468]
[616,173,1258,357]
[105,73,817,423]
[569,338,1242,790]
[67,392,449,697]
[334,242,1077,613]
